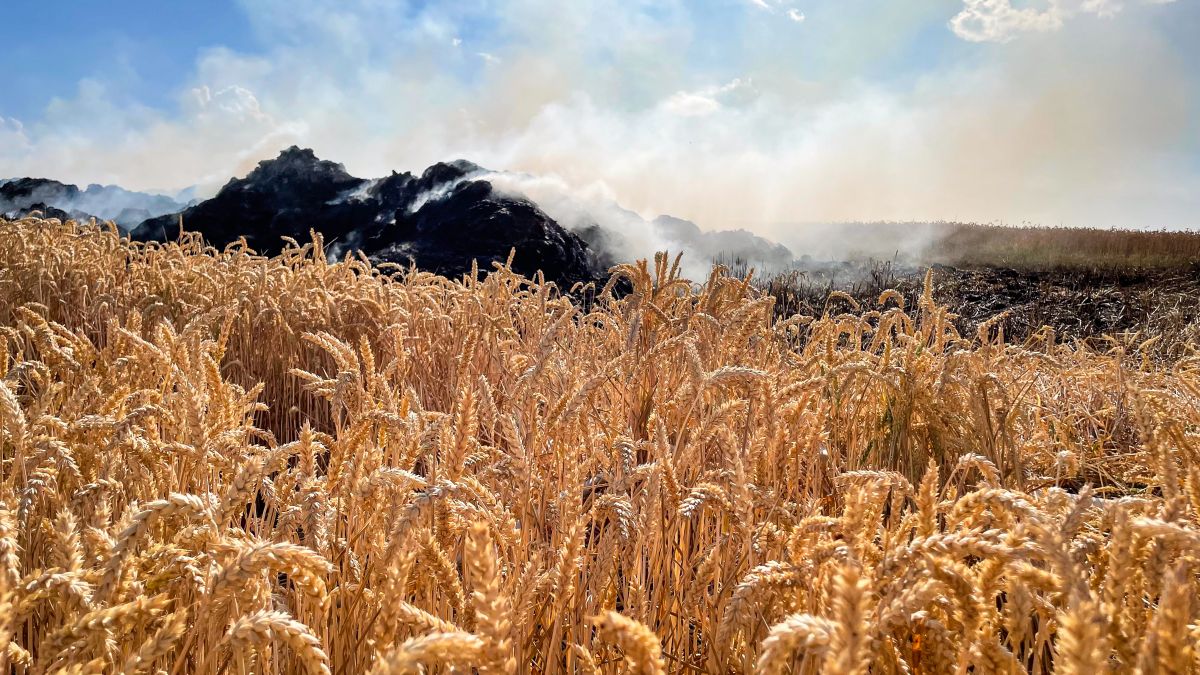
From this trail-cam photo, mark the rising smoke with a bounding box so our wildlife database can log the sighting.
[0,180,185,228]
[404,166,800,279]
[1,1,1195,248]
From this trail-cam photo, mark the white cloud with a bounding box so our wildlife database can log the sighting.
[950,0,1177,42]
[662,78,753,116]
[661,91,720,117]
[188,85,270,121]
[0,118,32,158]
[660,78,757,117]
[950,1,1063,43]
[747,0,806,23]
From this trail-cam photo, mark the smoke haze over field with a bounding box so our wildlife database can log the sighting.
[0,178,185,227]
[1,0,1198,243]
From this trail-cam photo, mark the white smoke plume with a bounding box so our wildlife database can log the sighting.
[1,0,1196,248]
[392,164,795,278]
[0,180,185,228]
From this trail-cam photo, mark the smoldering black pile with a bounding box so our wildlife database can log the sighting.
[8,147,803,289]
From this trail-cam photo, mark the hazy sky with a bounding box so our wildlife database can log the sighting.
[2,0,1197,237]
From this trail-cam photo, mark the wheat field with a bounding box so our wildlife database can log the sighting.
[0,216,1197,674]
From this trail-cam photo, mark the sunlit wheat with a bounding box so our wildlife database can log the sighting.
[0,216,1197,673]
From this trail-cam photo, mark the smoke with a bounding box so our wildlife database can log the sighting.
[0,180,184,228]
[369,163,799,278]
[480,170,795,279]
[779,221,948,263]
[71,186,183,224]
[483,18,1199,244]
[480,171,674,263]
[405,177,468,214]
[2,80,305,197]
[1,0,1196,245]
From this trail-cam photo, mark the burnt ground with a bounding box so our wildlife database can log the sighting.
[761,260,1200,350]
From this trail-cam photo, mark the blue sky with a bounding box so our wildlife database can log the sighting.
[1,2,255,121]
[1,0,1197,235]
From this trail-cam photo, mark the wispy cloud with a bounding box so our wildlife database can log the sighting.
[0,118,31,159]
[950,0,1177,42]
[660,78,755,117]
[746,0,806,23]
